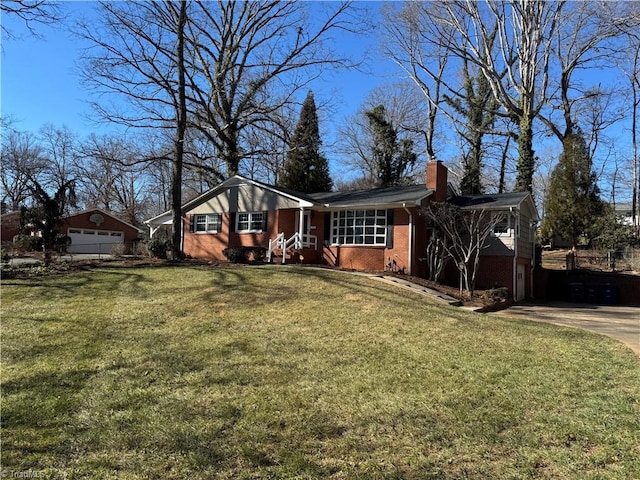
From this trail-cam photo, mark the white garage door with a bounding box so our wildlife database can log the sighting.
[67,228,124,254]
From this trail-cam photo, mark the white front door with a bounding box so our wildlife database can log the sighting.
[516,264,526,301]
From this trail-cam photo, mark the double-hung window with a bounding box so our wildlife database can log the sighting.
[194,213,222,233]
[237,212,264,233]
[331,209,387,245]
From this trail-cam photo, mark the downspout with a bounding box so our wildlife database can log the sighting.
[511,207,517,301]
[180,214,185,255]
[403,204,413,276]
[531,219,536,299]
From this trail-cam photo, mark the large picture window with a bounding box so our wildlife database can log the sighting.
[331,209,387,245]
[237,212,265,232]
[194,214,222,233]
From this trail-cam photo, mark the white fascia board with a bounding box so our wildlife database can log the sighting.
[144,211,173,226]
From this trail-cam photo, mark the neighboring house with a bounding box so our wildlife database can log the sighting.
[2,208,143,254]
[145,161,538,300]
[614,202,639,228]
[0,211,23,244]
[60,209,143,254]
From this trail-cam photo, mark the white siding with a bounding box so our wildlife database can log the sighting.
[188,184,301,215]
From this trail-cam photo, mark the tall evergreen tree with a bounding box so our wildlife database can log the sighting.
[280,91,332,193]
[540,128,604,248]
[365,105,417,187]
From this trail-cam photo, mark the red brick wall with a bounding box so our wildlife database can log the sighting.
[184,211,280,260]
[474,256,514,292]
[387,208,410,273]
[334,246,386,271]
[441,254,532,298]
[183,213,230,259]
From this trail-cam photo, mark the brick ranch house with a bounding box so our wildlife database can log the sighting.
[145,161,538,300]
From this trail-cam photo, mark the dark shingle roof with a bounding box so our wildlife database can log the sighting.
[451,192,530,210]
[309,184,432,208]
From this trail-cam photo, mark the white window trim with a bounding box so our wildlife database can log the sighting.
[67,228,124,237]
[492,214,512,237]
[194,213,222,234]
[236,211,264,233]
[330,209,387,246]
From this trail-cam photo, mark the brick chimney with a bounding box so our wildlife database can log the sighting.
[426,160,448,202]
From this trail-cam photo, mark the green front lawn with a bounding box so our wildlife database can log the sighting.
[2,265,639,479]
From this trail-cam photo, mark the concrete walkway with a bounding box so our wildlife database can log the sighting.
[373,275,462,306]
[492,301,640,357]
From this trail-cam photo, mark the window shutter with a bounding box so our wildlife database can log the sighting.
[323,212,331,242]
[189,214,195,233]
[262,211,268,232]
[385,209,394,249]
[229,212,236,233]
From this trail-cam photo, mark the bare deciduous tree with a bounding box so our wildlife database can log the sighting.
[1,0,62,38]
[382,1,454,163]
[0,128,46,211]
[185,1,357,176]
[424,201,505,296]
[76,134,153,226]
[337,82,428,188]
[79,0,191,259]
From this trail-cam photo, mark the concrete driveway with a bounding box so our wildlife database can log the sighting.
[6,254,114,265]
[492,301,640,357]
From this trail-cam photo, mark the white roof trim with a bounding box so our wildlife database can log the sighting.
[144,175,315,226]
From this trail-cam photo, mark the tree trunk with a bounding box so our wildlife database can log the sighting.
[515,112,535,193]
[171,0,188,260]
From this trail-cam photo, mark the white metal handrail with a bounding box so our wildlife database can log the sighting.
[267,232,285,263]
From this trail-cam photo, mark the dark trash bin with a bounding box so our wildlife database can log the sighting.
[599,284,618,305]
[568,283,584,302]
[585,285,599,303]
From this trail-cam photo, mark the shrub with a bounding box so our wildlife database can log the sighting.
[132,242,147,256]
[110,243,127,257]
[13,234,41,253]
[146,238,172,259]
[483,287,510,302]
[53,234,71,253]
[223,246,266,264]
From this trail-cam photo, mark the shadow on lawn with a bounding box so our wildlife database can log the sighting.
[275,266,451,310]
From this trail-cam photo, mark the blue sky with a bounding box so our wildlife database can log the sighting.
[1,2,92,134]
[1,2,397,143]
[1,2,635,202]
